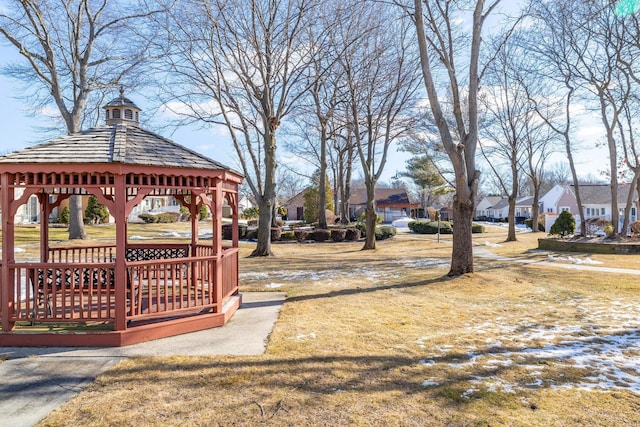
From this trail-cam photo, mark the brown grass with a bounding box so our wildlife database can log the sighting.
[33,226,640,426]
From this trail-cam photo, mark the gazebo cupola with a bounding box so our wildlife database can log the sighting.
[103,87,141,125]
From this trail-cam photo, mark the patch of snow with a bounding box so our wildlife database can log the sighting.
[484,241,502,247]
[547,254,603,265]
[265,283,284,289]
[161,231,182,238]
[422,380,439,387]
[129,235,152,240]
[295,332,316,340]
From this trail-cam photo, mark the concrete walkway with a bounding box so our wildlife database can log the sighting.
[0,292,286,427]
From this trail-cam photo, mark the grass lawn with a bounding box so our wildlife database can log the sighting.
[32,225,640,426]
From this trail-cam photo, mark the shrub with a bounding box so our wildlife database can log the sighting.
[156,212,180,223]
[631,221,640,236]
[354,222,367,237]
[199,204,209,220]
[471,223,485,233]
[85,195,109,224]
[270,227,282,241]
[408,221,453,234]
[138,213,158,224]
[179,206,191,221]
[549,210,575,237]
[357,212,383,225]
[345,228,361,241]
[375,225,396,240]
[58,206,70,224]
[242,206,259,220]
[331,228,346,242]
[604,223,615,237]
[314,229,331,242]
[280,230,296,241]
[586,217,609,237]
[294,229,309,242]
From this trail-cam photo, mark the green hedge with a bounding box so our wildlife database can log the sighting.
[375,225,396,240]
[408,221,453,234]
[471,223,485,233]
[407,221,485,234]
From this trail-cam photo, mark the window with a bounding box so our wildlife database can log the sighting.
[112,109,121,118]
[560,207,570,212]
[601,208,605,215]
[125,109,133,120]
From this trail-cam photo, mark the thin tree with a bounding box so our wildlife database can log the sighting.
[0,0,163,239]
[341,3,421,250]
[524,0,588,236]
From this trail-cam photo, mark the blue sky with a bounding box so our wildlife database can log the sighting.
[0,40,607,188]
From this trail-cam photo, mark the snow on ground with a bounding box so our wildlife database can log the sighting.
[241,258,448,289]
[547,254,603,265]
[418,297,640,395]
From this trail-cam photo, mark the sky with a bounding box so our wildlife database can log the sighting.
[0,36,610,193]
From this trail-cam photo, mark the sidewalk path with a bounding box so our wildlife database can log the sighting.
[0,292,286,427]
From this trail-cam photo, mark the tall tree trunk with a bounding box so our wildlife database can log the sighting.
[68,195,87,239]
[531,182,540,233]
[250,128,277,257]
[450,198,474,275]
[318,125,328,229]
[362,183,377,250]
[507,195,516,242]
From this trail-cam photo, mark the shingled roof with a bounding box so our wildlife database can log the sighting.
[0,124,234,171]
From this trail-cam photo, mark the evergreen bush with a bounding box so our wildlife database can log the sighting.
[549,210,575,237]
[58,206,70,224]
[375,225,397,240]
[471,223,485,233]
[138,213,158,223]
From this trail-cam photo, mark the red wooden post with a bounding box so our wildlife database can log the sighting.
[39,193,50,262]
[0,173,13,331]
[214,181,223,312]
[114,174,128,331]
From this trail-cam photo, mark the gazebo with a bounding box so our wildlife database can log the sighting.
[0,92,244,347]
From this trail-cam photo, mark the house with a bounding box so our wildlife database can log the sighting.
[285,187,418,223]
[538,184,579,215]
[475,196,534,223]
[539,183,639,232]
[475,196,502,220]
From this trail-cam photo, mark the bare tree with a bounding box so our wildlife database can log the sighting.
[341,3,421,250]
[0,0,163,239]
[525,0,589,236]
[480,33,556,239]
[410,0,503,275]
[160,0,317,256]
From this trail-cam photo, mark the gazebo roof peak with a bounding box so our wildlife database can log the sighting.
[103,88,141,126]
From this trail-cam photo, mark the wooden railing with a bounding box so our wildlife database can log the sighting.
[49,245,116,263]
[6,244,240,327]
